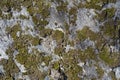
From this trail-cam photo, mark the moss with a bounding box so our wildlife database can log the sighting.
[62,54,82,80]
[61,50,82,80]
[1,12,12,19]
[102,19,115,37]
[0,10,2,17]
[69,10,77,26]
[52,61,60,70]
[84,47,97,59]
[31,37,40,46]
[96,10,107,22]
[99,49,111,65]
[76,27,98,41]
[27,0,50,25]
[15,47,42,69]
[104,8,115,18]
[0,0,21,12]
[96,8,115,22]
[27,6,35,16]
[16,49,28,64]
[76,48,97,62]
[40,7,50,19]
[41,56,52,66]
[6,25,21,40]
[19,15,29,19]
[22,0,32,8]
[13,34,41,69]
[2,77,13,80]
[1,48,19,79]
[84,0,116,10]
[66,65,82,80]
[15,52,45,80]
[69,7,77,15]
[68,40,74,46]
[38,20,49,27]
[69,7,77,25]
[0,0,119,79]
[52,30,64,43]
[56,1,68,13]
[54,46,64,56]
[110,71,117,80]
[26,66,47,79]
[96,66,104,79]
[20,54,49,79]
[102,0,116,3]
[79,0,102,10]
[12,33,39,48]
[63,47,96,63]
[99,47,119,67]
[27,0,50,15]
[40,28,53,37]
[64,22,69,33]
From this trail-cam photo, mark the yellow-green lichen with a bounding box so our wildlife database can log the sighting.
[54,46,64,56]
[52,30,64,43]
[76,27,98,41]
[40,28,53,37]
[56,1,68,13]
[6,25,21,40]
[99,47,119,67]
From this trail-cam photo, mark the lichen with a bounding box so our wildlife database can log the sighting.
[76,26,98,41]
[0,0,120,79]
[99,47,119,67]
[52,30,64,43]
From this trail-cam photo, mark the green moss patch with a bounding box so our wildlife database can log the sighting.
[52,30,64,43]
[76,27,98,41]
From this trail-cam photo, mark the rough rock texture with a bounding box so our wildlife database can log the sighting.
[0,0,120,80]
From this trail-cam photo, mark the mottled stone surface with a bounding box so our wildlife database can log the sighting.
[0,0,120,80]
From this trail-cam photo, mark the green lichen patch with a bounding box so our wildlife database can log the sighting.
[102,19,116,37]
[0,0,119,79]
[76,27,98,41]
[69,7,77,25]
[102,0,116,3]
[22,0,32,8]
[41,56,52,66]
[19,15,29,19]
[6,25,21,40]
[55,1,68,13]
[85,0,102,10]
[95,8,115,22]
[95,10,107,22]
[0,47,19,80]
[31,37,40,46]
[110,71,117,80]
[27,0,50,26]
[54,46,65,56]
[39,28,53,37]
[96,65,104,79]
[68,40,75,46]
[76,48,97,62]
[52,30,64,43]
[0,0,22,13]
[77,0,102,10]
[104,8,116,18]
[15,51,45,77]
[96,7,116,22]
[61,50,82,80]
[66,64,82,80]
[64,22,70,33]
[99,47,119,67]
[52,61,60,70]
